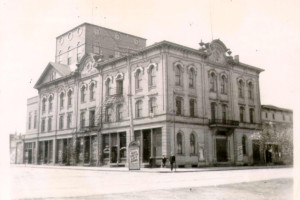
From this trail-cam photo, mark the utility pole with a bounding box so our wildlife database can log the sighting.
[127,50,135,142]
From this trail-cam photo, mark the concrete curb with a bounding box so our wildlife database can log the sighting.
[10,164,292,173]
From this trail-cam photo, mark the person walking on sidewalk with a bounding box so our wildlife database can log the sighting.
[162,155,167,168]
[170,152,176,172]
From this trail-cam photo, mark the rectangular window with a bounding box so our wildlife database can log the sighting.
[80,112,85,129]
[116,80,123,95]
[265,112,268,118]
[222,104,227,123]
[240,107,244,122]
[28,112,32,130]
[176,98,182,116]
[136,101,142,118]
[67,57,72,65]
[41,119,45,132]
[120,132,126,158]
[48,117,52,131]
[116,105,123,121]
[67,113,72,129]
[190,99,195,117]
[250,108,254,123]
[89,110,95,127]
[59,115,64,130]
[106,107,112,122]
[273,113,275,120]
[211,103,216,122]
[34,111,37,129]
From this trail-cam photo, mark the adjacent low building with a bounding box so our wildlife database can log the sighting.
[22,23,292,167]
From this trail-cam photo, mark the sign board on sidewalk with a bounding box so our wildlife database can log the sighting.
[128,141,140,170]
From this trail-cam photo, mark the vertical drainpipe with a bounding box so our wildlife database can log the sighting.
[36,92,41,164]
[229,66,236,164]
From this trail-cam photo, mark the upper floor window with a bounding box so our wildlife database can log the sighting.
[59,115,64,130]
[48,117,52,131]
[149,65,156,87]
[67,113,72,129]
[135,69,142,90]
[135,100,143,118]
[41,118,45,132]
[238,79,244,98]
[175,64,183,86]
[48,96,53,113]
[242,135,247,155]
[89,83,95,101]
[89,110,95,126]
[177,132,183,154]
[220,75,227,94]
[189,68,195,88]
[106,79,111,96]
[50,71,56,81]
[265,112,268,118]
[149,97,157,116]
[42,98,46,113]
[283,114,285,121]
[80,111,85,129]
[249,108,255,123]
[77,42,83,62]
[105,107,112,122]
[176,97,183,116]
[28,112,32,130]
[60,92,65,109]
[81,85,86,103]
[211,102,217,121]
[67,90,72,107]
[116,104,123,121]
[273,113,275,120]
[248,82,253,99]
[209,72,217,92]
[190,99,196,117]
[222,104,227,123]
[116,80,123,95]
[67,46,72,65]
[190,133,195,154]
[58,51,62,64]
[34,111,37,129]
[93,42,100,54]
[240,106,245,122]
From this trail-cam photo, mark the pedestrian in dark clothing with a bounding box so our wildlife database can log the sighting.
[162,155,167,168]
[170,152,176,172]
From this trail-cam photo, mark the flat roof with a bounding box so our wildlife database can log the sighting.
[262,105,293,112]
[56,22,147,40]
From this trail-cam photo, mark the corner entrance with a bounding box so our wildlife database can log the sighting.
[216,138,228,162]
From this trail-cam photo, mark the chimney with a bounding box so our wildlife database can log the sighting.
[234,55,239,62]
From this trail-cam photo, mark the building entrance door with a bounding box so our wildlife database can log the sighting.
[252,140,261,163]
[111,146,118,163]
[28,150,32,164]
[143,130,151,163]
[216,138,228,162]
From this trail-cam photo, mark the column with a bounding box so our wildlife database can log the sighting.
[117,133,120,163]
[35,140,39,164]
[53,139,56,164]
[109,133,111,164]
[150,129,154,158]
[89,136,92,165]
[43,141,45,164]
[140,130,143,163]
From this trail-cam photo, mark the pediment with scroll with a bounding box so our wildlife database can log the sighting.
[81,58,98,78]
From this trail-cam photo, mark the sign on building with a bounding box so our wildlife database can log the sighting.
[128,141,140,170]
[237,145,243,161]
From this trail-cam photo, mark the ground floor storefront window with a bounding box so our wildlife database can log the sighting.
[134,128,162,165]
[102,132,127,165]
[24,142,35,164]
[38,140,53,164]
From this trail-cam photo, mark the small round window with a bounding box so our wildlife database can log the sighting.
[115,33,120,40]
[134,39,139,45]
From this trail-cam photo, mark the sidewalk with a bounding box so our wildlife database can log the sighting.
[10,164,292,173]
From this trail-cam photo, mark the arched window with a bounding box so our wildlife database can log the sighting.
[175,65,182,86]
[42,98,46,113]
[189,68,195,88]
[81,85,86,103]
[135,69,142,90]
[238,79,244,98]
[248,82,253,99]
[90,83,95,101]
[67,90,72,107]
[116,104,123,121]
[209,72,217,92]
[240,106,245,122]
[149,65,156,87]
[60,92,65,109]
[177,132,183,154]
[221,75,227,94]
[242,136,247,155]
[211,102,217,122]
[149,97,157,115]
[48,96,53,112]
[116,79,123,95]
[190,133,195,154]
[106,79,111,96]
[135,100,142,118]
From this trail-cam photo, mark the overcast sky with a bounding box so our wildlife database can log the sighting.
[0,0,299,136]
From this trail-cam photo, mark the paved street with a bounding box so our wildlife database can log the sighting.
[10,166,293,199]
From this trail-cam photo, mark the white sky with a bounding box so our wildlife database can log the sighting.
[0,0,299,135]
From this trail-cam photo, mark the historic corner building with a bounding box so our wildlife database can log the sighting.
[24,22,290,168]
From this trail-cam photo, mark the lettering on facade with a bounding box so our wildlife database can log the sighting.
[129,141,140,170]
[237,146,243,161]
